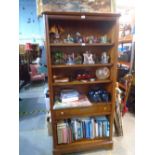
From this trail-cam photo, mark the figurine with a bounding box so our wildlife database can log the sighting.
[93,54,99,64]
[88,36,94,44]
[76,70,96,82]
[83,51,95,64]
[100,35,107,43]
[75,53,82,64]
[50,25,64,43]
[75,32,83,43]
[66,53,75,65]
[93,36,98,43]
[101,52,109,64]
[65,34,74,43]
[54,51,65,64]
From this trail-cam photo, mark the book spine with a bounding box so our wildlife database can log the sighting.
[57,126,62,144]
[85,121,90,139]
[95,121,98,138]
[99,121,102,137]
[74,120,78,140]
[102,121,105,137]
[77,120,81,140]
[91,118,95,139]
[80,121,83,139]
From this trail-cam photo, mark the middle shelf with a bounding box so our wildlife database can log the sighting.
[52,63,113,68]
[52,80,112,86]
[50,43,114,47]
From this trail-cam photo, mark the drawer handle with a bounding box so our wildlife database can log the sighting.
[61,112,64,115]
[104,107,107,111]
[81,15,86,19]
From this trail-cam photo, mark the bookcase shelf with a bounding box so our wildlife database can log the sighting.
[50,43,114,47]
[52,80,112,86]
[55,139,113,154]
[52,63,113,68]
[57,137,110,146]
[44,12,120,155]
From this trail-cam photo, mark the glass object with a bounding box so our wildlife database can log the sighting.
[101,52,109,64]
[96,67,110,80]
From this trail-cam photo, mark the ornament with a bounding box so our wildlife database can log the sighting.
[96,67,110,80]
[101,52,109,64]
[83,51,95,64]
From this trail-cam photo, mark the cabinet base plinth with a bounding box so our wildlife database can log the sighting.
[53,140,113,155]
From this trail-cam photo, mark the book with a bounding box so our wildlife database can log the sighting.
[54,77,69,83]
[60,89,79,99]
[61,96,79,102]
[57,117,110,144]
[90,118,95,139]
[57,122,67,144]
[85,120,90,139]
[95,121,98,137]
[53,95,92,110]
[76,120,82,140]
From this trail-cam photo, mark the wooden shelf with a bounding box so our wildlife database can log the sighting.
[52,63,113,68]
[52,80,112,86]
[119,39,132,44]
[57,137,110,147]
[118,61,130,68]
[55,139,113,153]
[54,103,111,120]
[50,43,114,47]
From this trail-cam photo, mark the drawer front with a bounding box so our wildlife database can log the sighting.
[54,104,111,120]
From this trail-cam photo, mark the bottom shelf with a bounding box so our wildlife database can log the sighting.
[54,139,113,155]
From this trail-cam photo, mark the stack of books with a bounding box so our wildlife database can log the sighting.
[53,95,92,110]
[60,89,79,102]
[54,89,92,110]
[57,116,109,144]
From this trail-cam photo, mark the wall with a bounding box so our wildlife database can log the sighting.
[19,0,44,45]
[19,0,46,64]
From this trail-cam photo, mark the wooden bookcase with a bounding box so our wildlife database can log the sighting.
[43,12,120,155]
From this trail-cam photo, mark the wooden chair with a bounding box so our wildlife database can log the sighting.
[118,74,133,116]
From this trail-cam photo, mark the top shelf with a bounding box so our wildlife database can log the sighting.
[43,11,120,17]
[119,39,132,44]
[44,12,120,21]
[50,43,114,47]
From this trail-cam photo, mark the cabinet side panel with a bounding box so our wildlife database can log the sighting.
[44,14,57,148]
[109,18,119,140]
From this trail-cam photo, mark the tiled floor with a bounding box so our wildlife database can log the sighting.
[19,82,135,155]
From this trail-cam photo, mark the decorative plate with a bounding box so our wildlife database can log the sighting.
[96,67,110,80]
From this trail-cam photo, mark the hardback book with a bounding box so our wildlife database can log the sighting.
[107,121,110,137]
[62,127,68,143]
[57,122,67,144]
[61,96,79,102]
[54,77,69,83]
[90,118,95,139]
[57,126,63,144]
[95,121,99,137]
[60,89,79,99]
[53,95,92,110]
[102,121,105,137]
[85,120,90,139]
[76,120,82,140]
[99,121,103,137]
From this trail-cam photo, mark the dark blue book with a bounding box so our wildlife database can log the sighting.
[85,120,91,139]
[89,120,92,139]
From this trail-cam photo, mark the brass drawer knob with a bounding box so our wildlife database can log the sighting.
[104,107,107,111]
[61,112,64,115]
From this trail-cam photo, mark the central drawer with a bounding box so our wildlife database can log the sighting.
[53,103,112,120]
